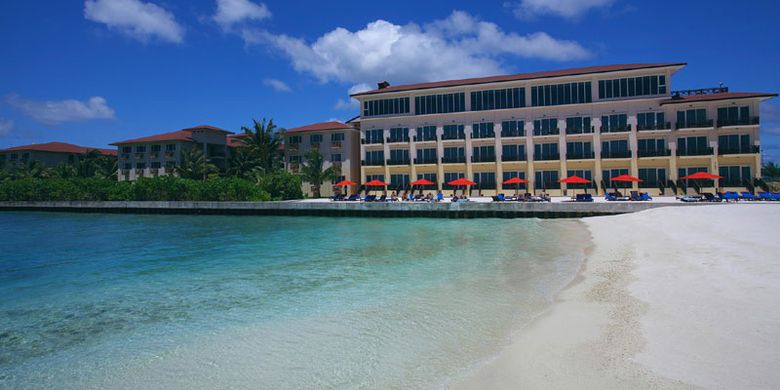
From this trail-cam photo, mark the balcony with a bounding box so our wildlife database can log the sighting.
[601,150,632,159]
[567,152,595,160]
[413,135,437,142]
[718,145,759,155]
[676,120,714,130]
[600,124,632,133]
[471,132,495,139]
[288,143,300,151]
[537,181,561,190]
[534,153,560,161]
[441,133,466,140]
[533,129,560,137]
[386,158,410,166]
[164,151,175,158]
[414,157,438,164]
[717,117,759,127]
[150,152,159,159]
[638,149,671,158]
[331,141,342,149]
[565,126,594,135]
[362,159,385,166]
[501,154,526,162]
[361,138,384,145]
[134,153,145,159]
[441,156,466,164]
[474,182,497,190]
[677,147,714,157]
[500,130,524,138]
[637,122,672,131]
[386,136,409,143]
[471,155,496,163]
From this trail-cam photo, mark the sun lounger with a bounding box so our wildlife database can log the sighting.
[346,194,360,201]
[773,192,780,201]
[758,192,774,201]
[720,191,739,201]
[701,193,721,202]
[639,192,652,201]
[575,193,593,202]
[739,192,757,201]
[680,195,701,202]
[364,194,377,202]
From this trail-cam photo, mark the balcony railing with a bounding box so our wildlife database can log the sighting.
[471,155,496,163]
[677,147,714,156]
[473,182,497,190]
[331,141,342,148]
[534,153,560,161]
[718,145,759,155]
[567,151,595,160]
[501,154,526,162]
[533,129,560,136]
[386,158,410,165]
[361,159,385,166]
[441,156,466,163]
[386,136,409,143]
[500,130,524,138]
[717,117,760,127]
[414,157,438,164]
[637,122,672,131]
[565,126,594,135]
[361,138,384,145]
[164,151,175,158]
[676,119,714,129]
[537,181,561,190]
[601,150,632,159]
[441,133,466,140]
[600,124,632,133]
[638,149,671,158]
[471,132,495,139]
[413,135,437,142]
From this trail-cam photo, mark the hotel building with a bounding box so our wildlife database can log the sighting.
[282,121,361,197]
[112,125,233,181]
[0,142,116,167]
[351,63,777,196]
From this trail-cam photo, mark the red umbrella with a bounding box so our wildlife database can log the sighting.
[680,172,723,180]
[364,179,387,186]
[559,175,591,184]
[610,174,643,182]
[410,179,434,186]
[334,180,357,186]
[502,177,528,196]
[447,178,477,186]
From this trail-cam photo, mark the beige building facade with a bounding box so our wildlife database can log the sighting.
[0,142,116,168]
[351,63,776,196]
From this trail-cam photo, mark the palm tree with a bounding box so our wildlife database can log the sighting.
[74,149,103,177]
[299,149,339,198]
[762,161,780,179]
[228,147,261,178]
[52,163,77,178]
[240,118,283,172]
[177,146,218,180]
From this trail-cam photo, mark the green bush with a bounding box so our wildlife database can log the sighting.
[255,171,303,200]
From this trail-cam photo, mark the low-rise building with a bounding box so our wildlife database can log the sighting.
[283,121,360,197]
[0,142,116,167]
[111,125,233,181]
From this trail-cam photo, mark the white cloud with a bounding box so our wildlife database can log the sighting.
[263,78,291,92]
[0,118,13,136]
[6,95,116,124]
[213,0,270,30]
[335,83,372,110]
[84,0,184,43]
[510,0,615,19]
[243,10,590,88]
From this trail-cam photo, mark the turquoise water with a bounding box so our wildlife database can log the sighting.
[0,212,589,389]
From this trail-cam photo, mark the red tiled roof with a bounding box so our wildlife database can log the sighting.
[227,133,249,148]
[352,63,687,97]
[111,125,233,145]
[0,142,116,156]
[660,92,778,105]
[284,121,354,134]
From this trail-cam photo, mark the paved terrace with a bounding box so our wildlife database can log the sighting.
[0,198,724,218]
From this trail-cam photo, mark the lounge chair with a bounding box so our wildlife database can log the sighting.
[630,191,641,201]
[773,192,780,201]
[739,192,757,201]
[701,193,721,202]
[575,193,594,202]
[346,194,360,201]
[378,194,387,202]
[639,192,652,201]
[364,194,377,202]
[758,192,774,201]
[721,191,739,201]
[605,193,617,201]
[680,195,701,202]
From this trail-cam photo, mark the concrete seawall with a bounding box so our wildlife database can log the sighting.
[0,200,709,218]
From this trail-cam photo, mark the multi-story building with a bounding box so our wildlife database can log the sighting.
[111,125,233,181]
[0,142,116,167]
[282,121,360,197]
[351,63,777,196]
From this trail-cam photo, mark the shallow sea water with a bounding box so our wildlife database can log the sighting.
[0,212,590,389]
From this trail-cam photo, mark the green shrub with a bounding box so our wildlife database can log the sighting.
[255,171,303,200]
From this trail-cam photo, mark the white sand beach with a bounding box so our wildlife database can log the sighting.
[455,204,780,389]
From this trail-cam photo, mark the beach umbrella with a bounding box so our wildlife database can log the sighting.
[447,177,477,196]
[559,175,592,196]
[364,179,387,195]
[502,177,529,196]
[410,178,435,196]
[334,180,357,196]
[680,172,723,194]
[608,174,642,194]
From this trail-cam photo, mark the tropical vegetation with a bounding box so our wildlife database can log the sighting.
[299,149,340,198]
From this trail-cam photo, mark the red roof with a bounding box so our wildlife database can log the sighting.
[660,92,777,105]
[111,125,233,145]
[285,121,354,134]
[0,142,116,156]
[227,133,248,148]
[352,63,687,97]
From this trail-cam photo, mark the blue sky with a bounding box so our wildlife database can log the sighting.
[1,0,779,161]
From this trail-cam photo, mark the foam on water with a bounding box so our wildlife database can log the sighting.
[0,212,590,389]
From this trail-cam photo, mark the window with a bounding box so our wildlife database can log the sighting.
[565,116,592,134]
[472,122,495,139]
[151,145,161,152]
[310,134,323,144]
[566,142,593,159]
[415,93,465,115]
[443,172,464,188]
[365,150,384,164]
[442,147,465,163]
[135,162,146,169]
[166,144,176,151]
[601,140,630,158]
[598,75,666,99]
[676,109,708,128]
[389,149,409,164]
[600,114,629,132]
[331,132,345,141]
[470,87,525,111]
[416,148,437,163]
[638,168,667,187]
[533,118,559,136]
[718,134,751,154]
[288,136,302,144]
[502,144,525,161]
[473,172,497,189]
[637,139,667,157]
[363,97,410,117]
[717,106,752,126]
[122,146,132,154]
[123,162,131,170]
[532,82,591,106]
[603,169,630,187]
[534,143,559,160]
[390,174,410,187]
[416,126,437,141]
[677,136,709,156]
[471,145,495,162]
[331,154,342,162]
[718,166,751,186]
[365,129,384,144]
[535,170,560,189]
[366,174,385,182]
[637,112,667,130]
[501,120,524,137]
[567,170,593,181]
[151,161,161,169]
[389,127,409,142]
[442,124,465,140]
[135,145,146,153]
